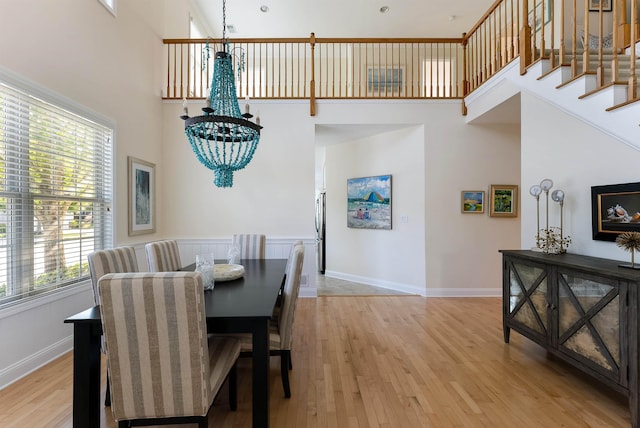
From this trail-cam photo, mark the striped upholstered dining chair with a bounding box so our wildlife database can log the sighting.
[145,239,182,272]
[87,246,139,407]
[239,244,304,398]
[87,246,139,306]
[273,240,304,323]
[98,272,241,428]
[232,234,266,259]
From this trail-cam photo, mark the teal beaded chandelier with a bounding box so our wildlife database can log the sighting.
[180,0,262,188]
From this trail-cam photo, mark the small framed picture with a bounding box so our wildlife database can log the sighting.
[489,184,518,217]
[589,0,612,11]
[461,190,485,213]
[128,156,156,236]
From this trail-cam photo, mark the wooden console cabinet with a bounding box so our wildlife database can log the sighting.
[501,250,640,427]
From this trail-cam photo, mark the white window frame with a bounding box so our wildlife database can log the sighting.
[0,67,114,309]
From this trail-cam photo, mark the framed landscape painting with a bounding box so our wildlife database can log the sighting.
[347,175,392,229]
[461,190,485,213]
[128,156,156,236]
[489,184,518,217]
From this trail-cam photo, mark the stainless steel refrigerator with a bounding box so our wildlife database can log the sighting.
[315,191,326,274]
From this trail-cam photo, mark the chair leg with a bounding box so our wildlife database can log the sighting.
[118,421,129,428]
[105,370,111,407]
[229,363,238,411]
[198,416,208,428]
[288,354,293,370]
[280,350,291,398]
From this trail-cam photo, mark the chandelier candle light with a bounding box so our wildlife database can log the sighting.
[180,0,262,188]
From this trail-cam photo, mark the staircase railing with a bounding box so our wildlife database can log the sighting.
[163,0,640,113]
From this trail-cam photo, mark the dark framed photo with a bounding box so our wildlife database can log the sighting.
[461,190,485,214]
[591,182,640,241]
[589,0,612,11]
[128,156,156,236]
[489,184,518,217]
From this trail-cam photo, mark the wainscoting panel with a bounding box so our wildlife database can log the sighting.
[138,238,318,297]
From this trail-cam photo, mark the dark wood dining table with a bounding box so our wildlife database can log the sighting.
[64,258,287,428]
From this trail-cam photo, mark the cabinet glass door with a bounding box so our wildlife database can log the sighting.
[509,261,548,336]
[557,272,621,380]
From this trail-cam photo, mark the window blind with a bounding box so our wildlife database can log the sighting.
[0,79,113,308]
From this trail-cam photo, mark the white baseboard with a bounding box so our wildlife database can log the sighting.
[299,287,318,298]
[0,336,72,390]
[324,270,501,298]
[424,288,501,298]
[324,270,426,296]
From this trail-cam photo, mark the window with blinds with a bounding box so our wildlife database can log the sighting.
[0,75,113,309]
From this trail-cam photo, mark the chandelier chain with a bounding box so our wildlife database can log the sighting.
[222,0,227,42]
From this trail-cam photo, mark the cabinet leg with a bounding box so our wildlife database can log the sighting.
[630,390,639,428]
[503,326,510,343]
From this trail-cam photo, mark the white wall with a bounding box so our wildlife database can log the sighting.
[325,126,426,293]
[161,101,316,238]
[426,120,521,296]
[0,0,165,247]
[0,0,635,394]
[521,92,640,261]
[0,0,165,388]
[167,99,520,297]
[161,99,522,297]
[161,0,217,38]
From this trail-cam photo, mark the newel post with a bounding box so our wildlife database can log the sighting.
[309,32,317,116]
[461,33,469,116]
[520,0,532,74]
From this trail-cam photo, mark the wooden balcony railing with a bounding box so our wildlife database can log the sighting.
[163,0,640,113]
[163,37,465,99]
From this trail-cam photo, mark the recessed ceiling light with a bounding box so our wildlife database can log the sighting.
[379,6,389,13]
[260,5,269,13]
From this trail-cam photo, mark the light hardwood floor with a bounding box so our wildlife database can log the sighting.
[0,296,631,427]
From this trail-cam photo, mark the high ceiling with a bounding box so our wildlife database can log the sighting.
[193,0,496,39]
[190,0,518,144]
